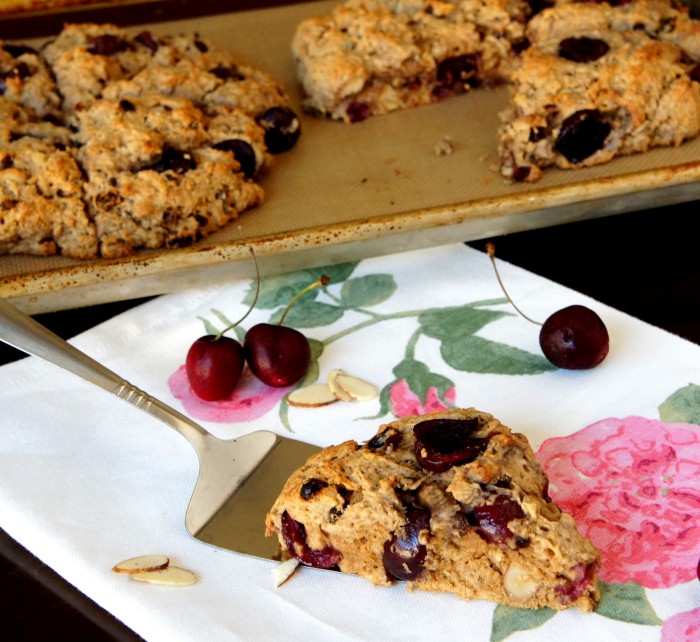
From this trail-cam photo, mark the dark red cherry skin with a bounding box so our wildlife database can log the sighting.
[243,323,311,387]
[280,511,342,569]
[539,304,609,370]
[383,502,430,581]
[471,495,525,545]
[185,335,245,401]
[413,418,488,473]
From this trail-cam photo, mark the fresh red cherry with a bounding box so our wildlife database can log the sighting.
[185,335,245,401]
[244,275,329,388]
[244,323,311,387]
[486,243,610,370]
[539,304,609,369]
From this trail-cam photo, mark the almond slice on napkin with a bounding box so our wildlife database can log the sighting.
[130,566,198,586]
[112,554,170,574]
[286,383,339,407]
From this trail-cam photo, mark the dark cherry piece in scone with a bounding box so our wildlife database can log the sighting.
[499,0,700,181]
[291,0,532,123]
[265,408,600,612]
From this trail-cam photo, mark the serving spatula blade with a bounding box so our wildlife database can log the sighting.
[0,297,319,560]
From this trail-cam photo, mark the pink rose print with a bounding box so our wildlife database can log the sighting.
[661,608,700,642]
[537,417,700,588]
[389,380,456,418]
[168,366,289,423]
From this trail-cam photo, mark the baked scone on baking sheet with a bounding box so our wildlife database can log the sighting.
[291,0,532,123]
[265,408,600,612]
[0,23,301,259]
[498,0,700,182]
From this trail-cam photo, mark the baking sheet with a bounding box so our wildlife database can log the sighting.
[2,0,700,314]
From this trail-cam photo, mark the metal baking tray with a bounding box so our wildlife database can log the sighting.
[3,0,700,314]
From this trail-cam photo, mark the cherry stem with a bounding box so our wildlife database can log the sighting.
[215,248,261,340]
[486,243,542,326]
[278,275,330,326]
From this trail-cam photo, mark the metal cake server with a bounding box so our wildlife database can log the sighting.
[0,297,319,560]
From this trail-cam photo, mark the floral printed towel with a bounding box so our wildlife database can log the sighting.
[0,243,698,641]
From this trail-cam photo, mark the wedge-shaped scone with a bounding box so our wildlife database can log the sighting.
[265,408,600,612]
[292,0,532,122]
[498,1,700,182]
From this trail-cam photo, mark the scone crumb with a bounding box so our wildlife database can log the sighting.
[434,136,455,156]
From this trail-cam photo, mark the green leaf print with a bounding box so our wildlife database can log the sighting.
[659,383,700,425]
[595,582,663,625]
[393,358,455,401]
[442,335,556,375]
[490,605,556,642]
[243,262,359,309]
[270,300,345,328]
[419,304,510,338]
[340,274,397,309]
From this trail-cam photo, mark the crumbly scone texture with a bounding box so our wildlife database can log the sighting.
[265,408,600,612]
[498,1,700,182]
[292,0,532,122]
[0,24,298,259]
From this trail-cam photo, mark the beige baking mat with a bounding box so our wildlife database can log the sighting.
[3,0,700,313]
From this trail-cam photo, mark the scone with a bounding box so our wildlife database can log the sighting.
[291,0,532,122]
[265,408,600,612]
[499,1,700,181]
[1,23,301,259]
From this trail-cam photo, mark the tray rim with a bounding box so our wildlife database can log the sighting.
[4,159,700,314]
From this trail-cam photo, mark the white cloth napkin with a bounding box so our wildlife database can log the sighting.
[1,243,698,642]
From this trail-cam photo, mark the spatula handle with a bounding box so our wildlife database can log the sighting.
[0,297,207,443]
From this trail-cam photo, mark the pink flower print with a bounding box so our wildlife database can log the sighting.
[168,365,289,423]
[389,379,456,418]
[536,417,700,588]
[661,608,700,642]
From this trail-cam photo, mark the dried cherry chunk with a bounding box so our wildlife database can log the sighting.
[471,495,525,545]
[365,426,402,451]
[87,34,131,56]
[256,106,301,153]
[346,101,369,123]
[209,65,244,81]
[299,478,328,500]
[280,510,342,569]
[212,139,256,178]
[145,145,196,174]
[413,418,488,473]
[555,562,597,604]
[134,30,160,52]
[558,37,610,63]
[383,501,430,581]
[554,109,610,164]
[436,53,480,89]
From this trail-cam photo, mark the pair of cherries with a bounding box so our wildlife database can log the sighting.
[185,272,328,401]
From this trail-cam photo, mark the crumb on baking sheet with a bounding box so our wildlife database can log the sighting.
[434,136,455,156]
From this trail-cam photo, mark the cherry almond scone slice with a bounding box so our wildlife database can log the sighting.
[265,408,600,612]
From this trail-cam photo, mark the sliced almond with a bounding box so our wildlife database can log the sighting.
[130,566,198,586]
[286,383,339,408]
[112,554,170,575]
[327,369,354,401]
[503,564,539,602]
[335,372,378,401]
[272,558,300,587]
